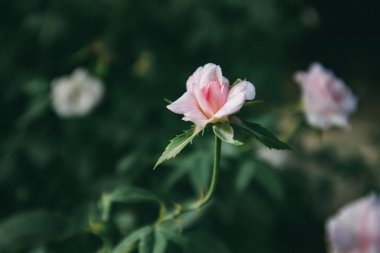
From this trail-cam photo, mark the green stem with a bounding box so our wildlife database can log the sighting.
[157,134,222,224]
[194,134,221,209]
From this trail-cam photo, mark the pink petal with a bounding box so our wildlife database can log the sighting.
[193,82,214,118]
[213,81,255,119]
[294,71,305,84]
[213,92,245,119]
[309,62,324,74]
[230,81,255,100]
[205,80,229,113]
[185,63,230,118]
[199,64,224,90]
[167,91,209,127]
[186,66,203,92]
[220,77,230,103]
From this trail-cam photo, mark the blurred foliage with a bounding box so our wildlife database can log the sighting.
[0,0,378,252]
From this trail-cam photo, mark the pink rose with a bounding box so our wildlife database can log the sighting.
[326,195,380,253]
[167,63,255,127]
[294,63,357,129]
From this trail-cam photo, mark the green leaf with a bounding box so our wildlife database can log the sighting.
[254,164,285,203]
[213,122,243,145]
[139,230,154,253]
[157,225,186,246]
[235,160,285,202]
[113,226,153,253]
[136,228,170,253]
[235,161,257,193]
[154,126,202,169]
[116,153,139,174]
[108,186,160,204]
[101,186,161,221]
[0,211,71,252]
[153,229,167,253]
[17,96,50,128]
[135,228,167,253]
[231,117,291,150]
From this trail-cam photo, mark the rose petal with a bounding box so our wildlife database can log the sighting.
[328,114,350,128]
[167,91,209,127]
[206,80,229,113]
[186,66,204,92]
[199,64,224,90]
[192,87,213,118]
[220,77,230,105]
[186,64,220,117]
[305,112,329,129]
[309,62,324,75]
[213,81,255,119]
[230,81,256,100]
[294,71,306,84]
[295,62,357,129]
[213,93,245,119]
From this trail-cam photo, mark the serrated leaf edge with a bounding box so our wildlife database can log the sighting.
[154,126,202,169]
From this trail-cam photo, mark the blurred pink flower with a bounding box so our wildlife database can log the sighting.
[326,194,380,253]
[167,63,255,127]
[294,63,357,129]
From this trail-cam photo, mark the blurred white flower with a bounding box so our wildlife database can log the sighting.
[294,63,357,129]
[326,194,380,253]
[51,68,104,117]
[256,147,288,169]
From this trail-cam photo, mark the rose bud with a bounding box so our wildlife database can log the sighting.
[167,63,255,127]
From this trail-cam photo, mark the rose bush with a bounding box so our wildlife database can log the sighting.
[294,63,357,129]
[167,63,255,127]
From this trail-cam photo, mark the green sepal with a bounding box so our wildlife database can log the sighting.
[231,78,243,88]
[243,100,264,107]
[212,122,243,146]
[163,98,173,104]
[154,125,202,169]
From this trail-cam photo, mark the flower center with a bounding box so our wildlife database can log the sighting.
[201,81,229,115]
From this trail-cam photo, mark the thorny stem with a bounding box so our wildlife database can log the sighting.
[156,134,222,225]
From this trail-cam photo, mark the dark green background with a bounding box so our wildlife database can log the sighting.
[0,0,378,252]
